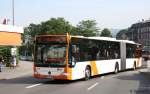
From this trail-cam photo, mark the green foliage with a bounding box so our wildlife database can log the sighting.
[0,46,12,67]
[100,28,112,37]
[23,18,100,42]
[23,17,76,37]
[116,29,128,39]
[21,18,100,57]
[22,17,76,56]
[76,20,99,37]
[41,18,75,35]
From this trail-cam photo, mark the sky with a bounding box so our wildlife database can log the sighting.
[0,0,150,29]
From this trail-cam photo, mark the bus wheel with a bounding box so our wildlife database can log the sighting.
[85,66,91,80]
[114,63,119,74]
[133,62,136,70]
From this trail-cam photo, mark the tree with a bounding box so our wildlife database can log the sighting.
[21,17,75,58]
[100,28,112,37]
[21,24,41,58]
[116,29,128,39]
[41,17,75,35]
[76,20,99,37]
[23,17,75,38]
[0,46,11,66]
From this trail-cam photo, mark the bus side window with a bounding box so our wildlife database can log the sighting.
[91,47,98,60]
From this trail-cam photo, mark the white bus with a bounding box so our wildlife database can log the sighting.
[33,34,142,80]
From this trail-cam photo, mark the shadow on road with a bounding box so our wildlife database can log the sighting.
[0,76,50,84]
[116,71,150,94]
[0,75,84,85]
[134,73,150,94]
[43,79,84,85]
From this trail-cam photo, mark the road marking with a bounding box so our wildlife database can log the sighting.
[26,83,41,89]
[87,82,99,91]
[110,75,117,78]
[100,76,104,79]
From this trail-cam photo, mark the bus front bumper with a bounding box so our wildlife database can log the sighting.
[33,73,71,80]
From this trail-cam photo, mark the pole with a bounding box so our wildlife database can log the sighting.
[12,0,14,25]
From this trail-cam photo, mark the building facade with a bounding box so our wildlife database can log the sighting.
[128,20,150,50]
[0,24,23,46]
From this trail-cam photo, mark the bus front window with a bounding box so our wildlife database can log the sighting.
[36,44,66,67]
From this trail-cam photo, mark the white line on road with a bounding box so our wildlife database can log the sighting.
[100,76,104,79]
[26,83,41,89]
[87,82,99,91]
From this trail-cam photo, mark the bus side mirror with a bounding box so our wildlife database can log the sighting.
[33,40,35,43]
[72,45,77,53]
[69,56,76,68]
[72,56,76,65]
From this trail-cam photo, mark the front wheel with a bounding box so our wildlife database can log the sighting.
[85,66,91,80]
[114,63,119,74]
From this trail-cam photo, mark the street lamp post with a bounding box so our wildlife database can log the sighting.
[12,0,17,67]
[12,0,14,25]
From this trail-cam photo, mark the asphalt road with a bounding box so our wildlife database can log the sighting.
[0,70,150,94]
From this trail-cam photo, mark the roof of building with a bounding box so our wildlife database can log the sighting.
[0,24,23,33]
[131,20,150,28]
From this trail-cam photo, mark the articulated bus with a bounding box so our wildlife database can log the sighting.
[33,34,142,80]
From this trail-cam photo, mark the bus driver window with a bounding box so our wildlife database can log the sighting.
[72,45,80,62]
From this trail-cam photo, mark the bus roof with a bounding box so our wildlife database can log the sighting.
[35,34,139,45]
[71,36,137,44]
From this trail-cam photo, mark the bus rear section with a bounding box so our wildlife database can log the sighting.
[120,41,142,71]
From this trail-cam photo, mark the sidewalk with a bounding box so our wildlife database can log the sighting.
[0,61,33,80]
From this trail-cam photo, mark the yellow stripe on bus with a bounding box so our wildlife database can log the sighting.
[90,61,99,75]
[68,68,72,80]
[64,67,72,80]
[65,33,72,80]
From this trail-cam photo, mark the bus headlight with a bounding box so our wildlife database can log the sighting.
[34,71,38,74]
[62,73,69,76]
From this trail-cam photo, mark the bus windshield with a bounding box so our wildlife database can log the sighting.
[36,44,66,67]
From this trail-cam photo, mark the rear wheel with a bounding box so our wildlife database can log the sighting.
[85,66,91,80]
[114,63,119,74]
[133,62,137,70]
